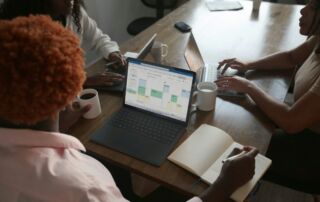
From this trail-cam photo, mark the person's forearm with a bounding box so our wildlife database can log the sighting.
[246,83,298,133]
[247,51,297,70]
[199,177,235,202]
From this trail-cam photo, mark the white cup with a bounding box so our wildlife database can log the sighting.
[77,89,101,119]
[253,0,262,11]
[151,41,168,63]
[193,82,217,111]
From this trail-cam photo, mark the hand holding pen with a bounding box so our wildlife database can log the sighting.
[219,146,259,191]
[222,146,258,163]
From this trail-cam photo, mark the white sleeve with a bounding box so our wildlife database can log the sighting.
[186,197,203,202]
[80,7,120,59]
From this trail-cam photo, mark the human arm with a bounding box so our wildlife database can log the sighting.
[218,37,316,74]
[192,147,258,202]
[59,103,91,133]
[215,76,320,133]
[84,71,125,87]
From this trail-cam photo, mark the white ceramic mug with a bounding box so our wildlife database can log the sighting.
[77,89,101,119]
[253,0,262,11]
[193,82,217,111]
[151,41,168,63]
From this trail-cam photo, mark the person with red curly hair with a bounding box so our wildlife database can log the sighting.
[0,14,258,202]
[0,15,128,202]
[0,0,130,132]
[0,0,126,88]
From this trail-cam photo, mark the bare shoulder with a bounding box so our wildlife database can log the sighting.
[289,36,317,66]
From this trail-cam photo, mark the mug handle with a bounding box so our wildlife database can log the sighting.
[191,91,198,108]
[161,44,169,57]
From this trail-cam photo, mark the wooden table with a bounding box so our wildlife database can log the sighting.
[70,0,305,197]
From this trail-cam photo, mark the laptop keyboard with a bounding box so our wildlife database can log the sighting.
[109,108,183,145]
[203,63,216,82]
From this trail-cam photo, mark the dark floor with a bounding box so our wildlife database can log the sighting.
[141,187,189,202]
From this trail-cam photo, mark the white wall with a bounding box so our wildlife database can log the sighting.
[0,0,153,43]
[84,0,155,64]
[85,0,154,43]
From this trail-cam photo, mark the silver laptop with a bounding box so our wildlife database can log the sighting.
[184,32,245,97]
[90,58,196,166]
[124,33,157,59]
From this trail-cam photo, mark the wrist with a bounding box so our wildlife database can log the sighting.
[199,177,235,202]
[109,51,120,57]
[216,175,238,196]
[245,80,258,95]
[246,61,255,70]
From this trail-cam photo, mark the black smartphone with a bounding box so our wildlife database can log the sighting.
[174,21,192,33]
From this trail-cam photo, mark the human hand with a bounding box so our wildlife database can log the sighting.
[217,58,250,75]
[85,71,125,87]
[199,147,258,202]
[218,147,258,192]
[108,51,127,68]
[215,76,254,93]
[59,103,91,133]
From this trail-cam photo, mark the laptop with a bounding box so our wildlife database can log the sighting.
[124,33,157,60]
[90,58,196,166]
[94,34,158,92]
[184,32,245,97]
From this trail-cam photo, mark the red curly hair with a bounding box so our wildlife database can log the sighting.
[0,15,85,125]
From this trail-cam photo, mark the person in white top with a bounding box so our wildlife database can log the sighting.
[215,0,320,194]
[0,0,126,88]
[0,0,127,132]
[0,15,258,202]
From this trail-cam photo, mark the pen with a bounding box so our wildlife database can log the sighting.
[222,151,246,163]
[105,61,118,67]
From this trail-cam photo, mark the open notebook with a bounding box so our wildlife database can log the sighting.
[168,124,271,202]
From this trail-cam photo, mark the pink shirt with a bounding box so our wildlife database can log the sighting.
[0,128,202,202]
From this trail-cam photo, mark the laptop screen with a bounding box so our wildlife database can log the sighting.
[125,59,194,122]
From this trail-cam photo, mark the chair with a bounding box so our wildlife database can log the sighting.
[127,0,178,36]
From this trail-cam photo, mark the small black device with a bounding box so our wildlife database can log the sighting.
[174,21,192,33]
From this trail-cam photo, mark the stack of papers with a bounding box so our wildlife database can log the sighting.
[206,0,243,11]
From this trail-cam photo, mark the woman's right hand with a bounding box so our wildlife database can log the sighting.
[217,58,250,75]
[218,147,258,191]
[85,71,125,87]
[199,146,258,202]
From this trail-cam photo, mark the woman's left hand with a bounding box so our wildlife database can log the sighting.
[108,52,127,68]
[215,76,253,93]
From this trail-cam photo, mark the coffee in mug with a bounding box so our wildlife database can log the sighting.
[77,89,101,119]
[80,93,96,100]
